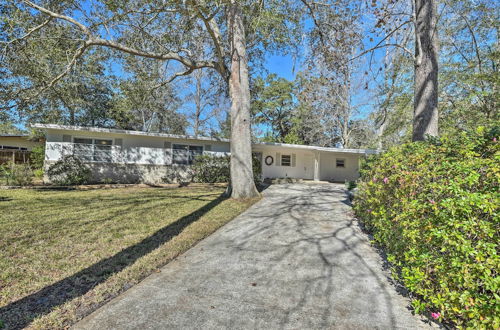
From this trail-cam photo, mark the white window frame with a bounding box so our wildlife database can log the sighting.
[172,143,204,165]
[72,136,114,163]
[335,158,346,168]
[281,154,292,167]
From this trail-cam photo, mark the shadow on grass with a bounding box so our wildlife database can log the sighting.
[0,194,226,329]
[0,196,12,202]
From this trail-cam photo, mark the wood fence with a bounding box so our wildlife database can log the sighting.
[0,150,32,165]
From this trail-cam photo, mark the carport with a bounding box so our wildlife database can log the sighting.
[253,142,377,182]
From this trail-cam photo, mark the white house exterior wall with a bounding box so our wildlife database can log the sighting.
[255,146,315,180]
[255,146,362,182]
[44,129,230,166]
[319,152,360,182]
[38,126,373,184]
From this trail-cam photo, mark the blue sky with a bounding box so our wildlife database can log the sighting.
[265,55,297,81]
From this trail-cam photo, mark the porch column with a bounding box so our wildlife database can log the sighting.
[313,151,320,181]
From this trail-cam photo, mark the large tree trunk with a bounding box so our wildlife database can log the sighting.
[413,0,439,141]
[227,1,259,199]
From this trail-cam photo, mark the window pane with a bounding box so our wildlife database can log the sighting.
[173,145,189,165]
[0,146,21,150]
[188,145,203,164]
[336,159,345,168]
[281,155,291,166]
[94,139,112,146]
[173,144,188,150]
[74,143,93,162]
[74,138,92,144]
[94,145,112,162]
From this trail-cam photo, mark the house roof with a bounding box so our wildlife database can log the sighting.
[31,123,378,155]
[32,123,230,143]
[0,134,29,137]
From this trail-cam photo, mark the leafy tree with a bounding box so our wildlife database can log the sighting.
[111,56,187,134]
[2,0,306,198]
[251,74,296,142]
[351,0,439,141]
[439,0,499,132]
[0,6,114,126]
[0,122,24,135]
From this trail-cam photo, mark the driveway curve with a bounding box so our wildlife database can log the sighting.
[74,183,433,330]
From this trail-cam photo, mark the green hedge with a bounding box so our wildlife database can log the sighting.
[162,154,262,184]
[353,127,499,328]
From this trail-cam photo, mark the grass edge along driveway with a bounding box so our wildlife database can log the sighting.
[0,185,258,329]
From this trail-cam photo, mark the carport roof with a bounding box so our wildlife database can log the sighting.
[32,123,378,155]
[253,141,378,155]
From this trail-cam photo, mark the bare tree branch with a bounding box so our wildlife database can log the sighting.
[350,20,413,62]
[351,43,413,62]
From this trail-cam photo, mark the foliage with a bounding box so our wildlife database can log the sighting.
[0,163,33,186]
[110,57,188,133]
[251,74,296,142]
[192,155,231,183]
[33,168,44,179]
[192,153,262,184]
[47,155,92,185]
[162,166,193,184]
[29,145,45,169]
[353,127,500,328]
[0,122,24,135]
[345,181,357,190]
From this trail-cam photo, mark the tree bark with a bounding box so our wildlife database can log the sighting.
[227,1,259,199]
[413,0,439,141]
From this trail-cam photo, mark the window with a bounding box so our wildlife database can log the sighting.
[281,154,291,166]
[0,146,27,150]
[73,138,113,162]
[336,159,345,168]
[172,144,203,165]
[94,139,113,162]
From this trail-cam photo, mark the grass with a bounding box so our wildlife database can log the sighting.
[0,185,258,329]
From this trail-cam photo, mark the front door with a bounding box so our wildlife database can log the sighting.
[303,154,314,180]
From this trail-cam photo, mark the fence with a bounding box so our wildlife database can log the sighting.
[0,150,32,165]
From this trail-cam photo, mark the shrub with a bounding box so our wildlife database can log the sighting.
[29,145,45,169]
[47,155,92,185]
[353,127,499,328]
[0,163,34,186]
[345,180,357,190]
[162,166,193,184]
[33,168,44,179]
[191,154,263,184]
[192,154,231,183]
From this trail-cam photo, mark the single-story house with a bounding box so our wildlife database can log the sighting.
[32,124,377,184]
[0,134,45,165]
[0,134,43,151]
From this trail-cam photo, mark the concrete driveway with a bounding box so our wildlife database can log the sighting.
[74,183,433,329]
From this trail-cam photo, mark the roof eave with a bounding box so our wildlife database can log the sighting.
[31,123,230,143]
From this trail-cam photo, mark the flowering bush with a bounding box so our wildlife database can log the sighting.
[354,126,499,328]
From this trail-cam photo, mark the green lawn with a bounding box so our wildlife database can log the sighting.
[0,185,258,329]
